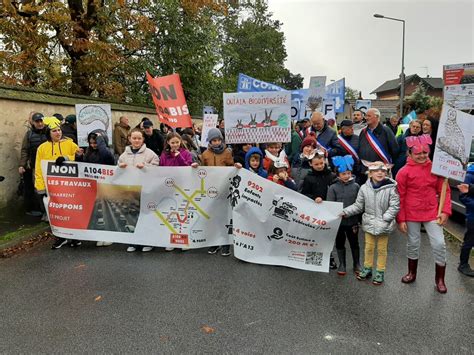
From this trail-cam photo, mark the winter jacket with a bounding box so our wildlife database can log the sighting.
[82,130,115,165]
[330,133,362,177]
[459,166,474,223]
[160,148,193,167]
[144,129,165,157]
[343,178,400,236]
[118,144,160,167]
[113,122,130,155]
[244,147,268,178]
[358,123,399,166]
[34,138,79,193]
[285,130,303,163]
[19,127,47,169]
[60,123,77,144]
[291,153,313,190]
[327,178,360,226]
[267,174,297,190]
[300,168,336,200]
[201,148,234,166]
[306,121,341,152]
[396,157,451,223]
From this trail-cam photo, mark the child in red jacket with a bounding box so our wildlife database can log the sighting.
[396,134,451,294]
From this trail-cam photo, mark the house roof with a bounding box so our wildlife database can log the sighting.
[370,74,443,94]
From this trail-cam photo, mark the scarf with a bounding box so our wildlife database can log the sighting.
[209,142,225,154]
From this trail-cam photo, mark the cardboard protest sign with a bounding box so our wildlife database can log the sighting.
[443,62,474,110]
[325,78,345,113]
[432,104,474,181]
[146,72,192,128]
[355,100,372,114]
[200,114,219,147]
[223,91,291,144]
[75,104,112,147]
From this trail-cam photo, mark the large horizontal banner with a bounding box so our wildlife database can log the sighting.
[232,169,342,272]
[42,162,342,272]
[223,91,291,144]
[432,104,474,181]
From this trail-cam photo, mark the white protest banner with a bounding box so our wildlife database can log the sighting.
[42,162,341,272]
[231,169,343,272]
[432,104,474,181]
[43,162,234,248]
[75,104,113,147]
[200,114,219,147]
[223,91,291,144]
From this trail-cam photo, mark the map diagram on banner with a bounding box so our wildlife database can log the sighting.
[153,171,210,233]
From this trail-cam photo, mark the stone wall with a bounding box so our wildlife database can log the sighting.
[0,84,160,209]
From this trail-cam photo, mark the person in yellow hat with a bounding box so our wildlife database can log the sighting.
[35,117,82,249]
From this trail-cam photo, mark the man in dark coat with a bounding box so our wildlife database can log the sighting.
[143,120,164,157]
[306,112,341,153]
[358,108,399,182]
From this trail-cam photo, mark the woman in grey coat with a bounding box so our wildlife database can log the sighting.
[342,161,400,285]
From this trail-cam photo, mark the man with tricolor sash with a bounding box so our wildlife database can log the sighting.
[358,108,399,183]
[331,119,363,182]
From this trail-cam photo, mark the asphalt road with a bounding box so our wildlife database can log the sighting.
[0,229,473,354]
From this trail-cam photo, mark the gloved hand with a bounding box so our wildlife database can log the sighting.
[55,156,66,166]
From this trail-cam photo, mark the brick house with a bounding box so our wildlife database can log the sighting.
[370,74,443,100]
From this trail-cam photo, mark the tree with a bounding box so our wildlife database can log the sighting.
[278,69,303,90]
[404,84,432,114]
[345,86,359,100]
[0,0,155,97]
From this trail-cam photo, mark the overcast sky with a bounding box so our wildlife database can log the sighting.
[267,0,474,98]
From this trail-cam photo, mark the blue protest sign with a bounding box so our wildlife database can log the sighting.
[325,78,345,113]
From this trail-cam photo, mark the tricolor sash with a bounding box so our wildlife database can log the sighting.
[363,128,392,164]
[338,135,359,161]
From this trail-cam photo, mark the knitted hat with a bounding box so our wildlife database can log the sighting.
[207,127,223,142]
[300,133,318,151]
[65,114,76,124]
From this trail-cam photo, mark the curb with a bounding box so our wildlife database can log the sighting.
[0,225,51,252]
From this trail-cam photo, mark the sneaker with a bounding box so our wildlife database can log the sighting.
[51,238,69,250]
[458,264,474,277]
[165,247,175,251]
[97,241,113,247]
[330,256,338,270]
[208,246,221,255]
[372,270,385,285]
[221,245,231,256]
[70,240,82,247]
[142,246,153,252]
[126,246,136,252]
[356,267,373,280]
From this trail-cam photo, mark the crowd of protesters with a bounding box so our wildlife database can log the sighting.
[17,107,474,294]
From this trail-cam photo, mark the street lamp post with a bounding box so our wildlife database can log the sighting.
[374,14,405,117]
